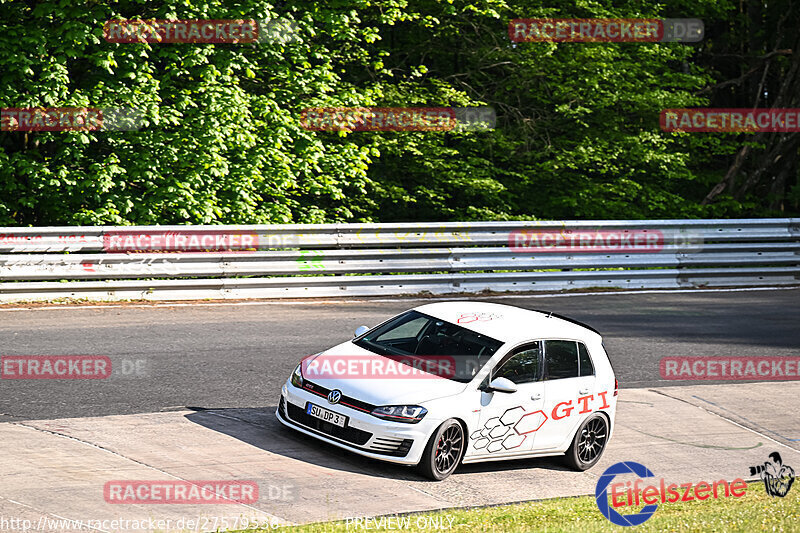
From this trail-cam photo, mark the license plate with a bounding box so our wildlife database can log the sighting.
[306,402,348,428]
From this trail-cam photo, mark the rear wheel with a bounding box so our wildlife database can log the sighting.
[417,419,464,480]
[564,414,608,471]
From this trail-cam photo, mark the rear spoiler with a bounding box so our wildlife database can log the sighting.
[529,309,601,336]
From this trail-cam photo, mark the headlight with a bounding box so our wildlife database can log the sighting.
[370,405,428,424]
[290,364,303,388]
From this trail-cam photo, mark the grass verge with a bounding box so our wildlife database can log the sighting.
[246,479,799,533]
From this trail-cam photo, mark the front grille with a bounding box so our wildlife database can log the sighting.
[281,394,414,458]
[286,401,372,445]
[301,380,376,413]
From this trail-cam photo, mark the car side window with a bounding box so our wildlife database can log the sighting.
[494,343,542,385]
[544,340,579,380]
[578,342,594,376]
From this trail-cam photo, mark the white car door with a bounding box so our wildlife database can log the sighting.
[467,342,547,457]
[535,340,598,451]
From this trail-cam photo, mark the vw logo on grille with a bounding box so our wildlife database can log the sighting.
[327,390,342,404]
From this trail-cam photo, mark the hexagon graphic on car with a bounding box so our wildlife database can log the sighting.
[470,406,549,452]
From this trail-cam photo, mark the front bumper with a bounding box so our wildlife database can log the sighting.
[277,382,433,466]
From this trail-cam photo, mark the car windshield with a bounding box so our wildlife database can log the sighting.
[353,311,504,382]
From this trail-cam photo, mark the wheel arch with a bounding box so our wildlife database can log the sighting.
[595,410,612,440]
[563,409,612,453]
[441,416,470,464]
[452,417,470,466]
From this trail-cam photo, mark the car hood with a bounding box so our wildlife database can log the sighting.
[301,341,468,406]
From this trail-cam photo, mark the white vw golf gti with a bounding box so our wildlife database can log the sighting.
[277,302,617,480]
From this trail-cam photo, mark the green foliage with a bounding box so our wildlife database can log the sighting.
[1,0,791,226]
[0,0,389,225]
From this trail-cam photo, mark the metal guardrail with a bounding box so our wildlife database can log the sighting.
[0,219,798,301]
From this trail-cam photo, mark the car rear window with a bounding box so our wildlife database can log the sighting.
[544,340,579,380]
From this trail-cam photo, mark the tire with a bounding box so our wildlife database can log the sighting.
[564,414,609,471]
[417,419,465,481]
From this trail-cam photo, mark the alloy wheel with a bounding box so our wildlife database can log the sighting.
[434,424,463,474]
[577,417,608,464]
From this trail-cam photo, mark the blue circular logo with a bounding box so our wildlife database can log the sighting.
[595,461,658,526]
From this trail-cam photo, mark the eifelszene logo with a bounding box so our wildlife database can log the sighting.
[750,452,795,497]
[596,462,658,526]
[596,461,748,526]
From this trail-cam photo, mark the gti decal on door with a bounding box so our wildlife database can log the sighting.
[552,392,611,420]
[470,391,612,453]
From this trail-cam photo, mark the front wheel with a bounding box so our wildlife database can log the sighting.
[417,419,464,480]
[564,414,609,471]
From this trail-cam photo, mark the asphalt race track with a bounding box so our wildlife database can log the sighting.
[1,287,799,421]
[1,288,799,529]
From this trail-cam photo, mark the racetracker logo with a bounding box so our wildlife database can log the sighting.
[103,230,260,252]
[596,462,747,526]
[660,356,800,381]
[509,229,664,252]
[1,356,111,379]
[509,18,703,42]
[104,19,257,43]
[103,480,258,504]
[1,107,144,131]
[300,107,495,132]
[301,355,457,380]
[661,108,800,132]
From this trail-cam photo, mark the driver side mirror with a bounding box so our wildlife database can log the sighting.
[487,377,518,394]
[354,325,369,338]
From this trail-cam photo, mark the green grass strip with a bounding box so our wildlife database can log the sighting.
[240,479,799,533]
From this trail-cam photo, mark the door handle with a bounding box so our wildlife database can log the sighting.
[530,394,542,401]
[578,388,590,395]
